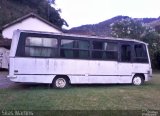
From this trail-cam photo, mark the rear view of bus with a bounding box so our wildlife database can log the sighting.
[8,30,152,88]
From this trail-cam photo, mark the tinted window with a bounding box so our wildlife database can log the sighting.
[93,41,104,50]
[60,39,89,59]
[92,41,118,60]
[134,44,147,57]
[25,37,58,57]
[134,44,148,63]
[106,43,118,51]
[121,45,131,62]
[78,40,89,49]
[26,37,57,47]
[61,39,89,50]
[61,40,74,48]
[60,50,89,59]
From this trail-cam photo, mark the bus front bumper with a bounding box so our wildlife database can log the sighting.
[7,75,17,79]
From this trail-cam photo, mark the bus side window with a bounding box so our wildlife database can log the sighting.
[134,44,147,57]
[92,41,104,59]
[60,39,90,59]
[121,45,131,62]
[92,41,118,60]
[134,44,148,63]
[25,37,58,57]
[105,43,118,60]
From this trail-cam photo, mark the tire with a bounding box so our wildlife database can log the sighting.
[53,77,69,89]
[132,75,144,86]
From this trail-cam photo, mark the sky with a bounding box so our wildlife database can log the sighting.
[55,0,160,29]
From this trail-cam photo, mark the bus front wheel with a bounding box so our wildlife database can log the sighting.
[132,75,144,86]
[52,77,69,89]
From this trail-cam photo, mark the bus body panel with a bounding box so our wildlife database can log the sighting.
[10,75,54,83]
[118,63,133,76]
[10,57,151,84]
[132,63,152,81]
[10,57,122,84]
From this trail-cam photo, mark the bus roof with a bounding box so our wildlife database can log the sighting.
[15,29,148,45]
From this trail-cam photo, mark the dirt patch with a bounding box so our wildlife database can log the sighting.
[0,71,18,88]
[0,71,51,89]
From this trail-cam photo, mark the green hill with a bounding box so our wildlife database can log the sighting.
[68,16,160,36]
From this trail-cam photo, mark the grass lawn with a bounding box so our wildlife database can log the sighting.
[0,72,160,115]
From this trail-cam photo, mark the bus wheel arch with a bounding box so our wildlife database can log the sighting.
[52,75,70,88]
[132,74,145,86]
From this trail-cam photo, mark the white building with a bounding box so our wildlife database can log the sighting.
[0,13,63,69]
[2,13,63,39]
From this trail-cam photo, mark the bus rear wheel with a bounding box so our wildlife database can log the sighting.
[53,77,69,89]
[132,75,144,86]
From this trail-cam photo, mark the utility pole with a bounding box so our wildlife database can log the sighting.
[48,0,52,20]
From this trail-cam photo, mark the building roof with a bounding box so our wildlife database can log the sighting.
[2,13,63,32]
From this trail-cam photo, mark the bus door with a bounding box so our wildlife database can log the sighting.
[88,41,118,83]
[117,43,133,83]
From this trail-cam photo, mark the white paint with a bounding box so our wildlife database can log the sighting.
[0,47,9,69]
[9,57,151,84]
[8,30,152,85]
[9,30,20,57]
[2,17,62,39]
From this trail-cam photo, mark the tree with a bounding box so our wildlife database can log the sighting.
[0,0,68,28]
[155,25,160,34]
[141,29,160,69]
[110,18,160,69]
[110,18,145,39]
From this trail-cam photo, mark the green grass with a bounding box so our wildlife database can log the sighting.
[0,73,160,115]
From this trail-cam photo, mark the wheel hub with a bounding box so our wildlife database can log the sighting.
[56,78,66,88]
[133,77,142,85]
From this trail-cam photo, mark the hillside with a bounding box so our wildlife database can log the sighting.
[67,16,160,36]
[0,0,65,29]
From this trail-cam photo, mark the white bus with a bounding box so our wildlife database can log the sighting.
[8,30,152,88]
